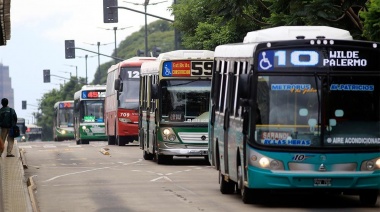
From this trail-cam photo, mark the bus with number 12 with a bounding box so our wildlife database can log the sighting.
[139,50,214,164]
[74,85,107,145]
[209,26,380,205]
[105,57,156,146]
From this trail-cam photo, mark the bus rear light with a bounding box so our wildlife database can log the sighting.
[119,118,132,123]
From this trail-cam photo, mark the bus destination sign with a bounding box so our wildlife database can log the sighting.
[59,102,73,108]
[162,61,213,77]
[81,90,106,99]
[257,46,379,71]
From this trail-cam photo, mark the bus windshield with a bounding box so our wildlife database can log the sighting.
[81,100,104,123]
[161,79,211,123]
[256,75,380,148]
[119,67,140,110]
[59,108,74,127]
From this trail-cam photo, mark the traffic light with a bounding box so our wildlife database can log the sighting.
[22,101,27,110]
[65,40,75,59]
[136,49,144,56]
[152,46,161,57]
[103,0,118,23]
[43,69,50,83]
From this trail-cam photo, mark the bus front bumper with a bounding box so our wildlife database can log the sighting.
[157,142,208,156]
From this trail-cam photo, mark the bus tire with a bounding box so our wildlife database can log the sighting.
[81,139,89,145]
[108,136,116,145]
[220,171,235,194]
[143,150,154,160]
[359,190,378,206]
[116,136,125,146]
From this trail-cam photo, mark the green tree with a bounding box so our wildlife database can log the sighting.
[172,0,375,50]
[91,20,175,85]
[360,0,380,41]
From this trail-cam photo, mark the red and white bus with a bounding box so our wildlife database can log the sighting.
[105,57,156,145]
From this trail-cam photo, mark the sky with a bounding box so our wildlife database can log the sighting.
[0,0,174,125]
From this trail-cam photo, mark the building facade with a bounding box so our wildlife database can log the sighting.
[0,63,14,107]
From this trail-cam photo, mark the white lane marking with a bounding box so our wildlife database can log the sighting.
[43,159,142,182]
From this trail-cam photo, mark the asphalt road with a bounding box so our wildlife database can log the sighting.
[19,141,380,212]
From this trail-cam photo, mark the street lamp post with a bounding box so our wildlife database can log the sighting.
[65,64,78,81]
[99,26,132,63]
[85,55,88,85]
[123,0,167,56]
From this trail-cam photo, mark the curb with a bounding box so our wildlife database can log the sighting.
[19,148,28,169]
[27,176,39,212]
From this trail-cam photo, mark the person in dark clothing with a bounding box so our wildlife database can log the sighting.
[0,98,18,157]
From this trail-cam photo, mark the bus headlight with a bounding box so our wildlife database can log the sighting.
[249,150,284,170]
[82,126,87,130]
[361,158,380,171]
[161,128,178,142]
[60,130,66,134]
[119,118,132,123]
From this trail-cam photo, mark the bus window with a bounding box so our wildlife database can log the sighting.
[161,79,211,123]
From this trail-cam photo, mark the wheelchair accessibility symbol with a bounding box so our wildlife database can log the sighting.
[258,51,274,71]
[163,63,172,76]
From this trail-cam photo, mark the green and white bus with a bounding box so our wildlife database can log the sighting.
[139,50,214,164]
[73,85,107,145]
[209,26,380,205]
[53,100,74,141]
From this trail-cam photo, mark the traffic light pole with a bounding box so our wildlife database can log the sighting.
[110,6,173,23]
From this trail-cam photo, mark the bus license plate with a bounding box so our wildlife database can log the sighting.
[314,178,331,187]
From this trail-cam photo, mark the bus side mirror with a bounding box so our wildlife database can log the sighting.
[151,84,158,99]
[114,78,123,92]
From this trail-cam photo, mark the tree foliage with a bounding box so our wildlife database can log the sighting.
[360,0,380,41]
[172,0,379,51]
[92,20,175,85]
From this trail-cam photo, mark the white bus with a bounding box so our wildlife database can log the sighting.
[73,85,107,145]
[53,100,74,141]
[209,26,380,205]
[139,50,214,164]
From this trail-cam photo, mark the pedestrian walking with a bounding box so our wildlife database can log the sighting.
[0,98,18,157]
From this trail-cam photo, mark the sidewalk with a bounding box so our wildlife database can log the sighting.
[0,141,33,212]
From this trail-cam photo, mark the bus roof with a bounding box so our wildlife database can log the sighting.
[107,57,156,73]
[53,100,74,108]
[157,50,214,60]
[215,26,353,58]
[80,84,106,90]
[243,26,353,43]
[140,50,214,75]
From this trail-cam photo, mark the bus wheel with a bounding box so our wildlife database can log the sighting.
[143,150,154,160]
[81,139,89,145]
[359,190,378,206]
[238,164,253,204]
[116,136,125,146]
[219,170,235,194]
[108,136,116,145]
